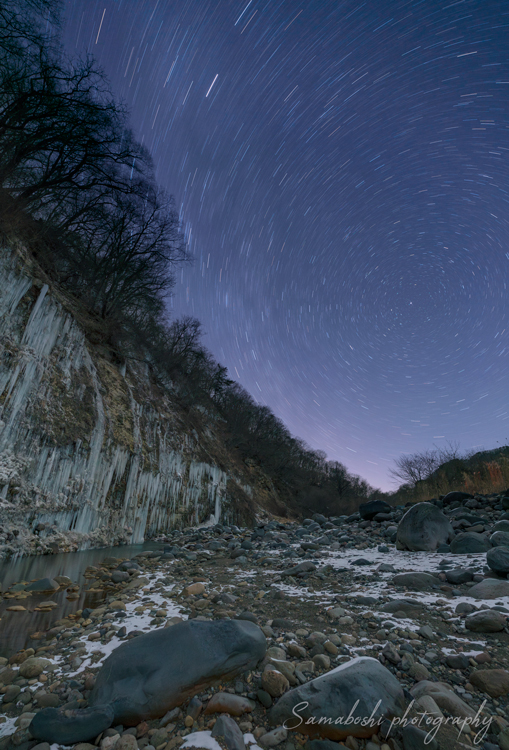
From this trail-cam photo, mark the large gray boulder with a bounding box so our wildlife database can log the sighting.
[359,500,391,521]
[450,532,490,554]
[268,656,406,740]
[487,546,509,575]
[30,619,266,744]
[396,503,453,551]
[465,610,507,633]
[468,578,509,599]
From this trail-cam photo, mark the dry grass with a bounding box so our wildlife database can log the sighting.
[389,452,509,505]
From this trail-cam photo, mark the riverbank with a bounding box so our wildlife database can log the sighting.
[0,505,508,750]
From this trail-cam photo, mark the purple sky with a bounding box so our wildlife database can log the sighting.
[62,0,509,491]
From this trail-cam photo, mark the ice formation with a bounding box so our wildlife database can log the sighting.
[0,249,253,558]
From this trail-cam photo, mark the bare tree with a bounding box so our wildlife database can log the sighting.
[389,441,463,487]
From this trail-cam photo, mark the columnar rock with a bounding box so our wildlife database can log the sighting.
[268,657,406,740]
[396,503,453,551]
[30,619,267,744]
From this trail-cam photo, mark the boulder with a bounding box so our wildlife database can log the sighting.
[450,532,491,554]
[204,693,255,716]
[410,681,475,719]
[468,578,509,599]
[493,520,509,533]
[380,599,424,616]
[444,569,474,585]
[469,669,509,698]
[465,610,507,633]
[396,503,453,552]
[30,619,266,744]
[490,531,509,548]
[19,657,52,679]
[359,500,391,521]
[268,656,406,740]
[281,561,317,577]
[211,715,245,750]
[442,492,474,506]
[487,547,509,575]
[392,573,437,591]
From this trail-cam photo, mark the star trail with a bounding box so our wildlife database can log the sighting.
[62,0,509,491]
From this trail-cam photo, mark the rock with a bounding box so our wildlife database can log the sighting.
[396,503,453,552]
[444,569,474,585]
[204,693,256,715]
[259,727,288,747]
[402,725,438,750]
[281,562,317,577]
[469,669,509,697]
[416,625,435,641]
[442,492,474,506]
[490,531,509,547]
[211,715,246,750]
[487,546,509,575]
[268,657,406,740]
[19,657,52,678]
[115,736,138,750]
[111,571,130,583]
[53,576,72,586]
[392,573,437,591]
[468,578,509,599]
[35,693,60,708]
[445,654,470,670]
[465,610,507,632]
[380,600,423,616]
[359,500,391,521]
[450,533,490,554]
[257,689,273,708]
[183,583,206,596]
[262,669,290,698]
[410,681,475,719]
[29,706,115,746]
[493,520,509,533]
[326,607,347,621]
[31,619,266,743]
[306,742,344,750]
[25,578,59,593]
[408,664,430,681]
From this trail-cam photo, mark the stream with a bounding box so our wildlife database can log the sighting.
[0,541,163,657]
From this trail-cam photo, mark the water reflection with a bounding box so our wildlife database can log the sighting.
[0,541,162,657]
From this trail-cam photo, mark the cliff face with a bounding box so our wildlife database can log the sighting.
[0,246,271,559]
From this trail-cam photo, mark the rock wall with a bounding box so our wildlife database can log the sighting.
[0,247,260,559]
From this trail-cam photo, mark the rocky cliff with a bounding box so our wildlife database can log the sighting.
[0,244,275,559]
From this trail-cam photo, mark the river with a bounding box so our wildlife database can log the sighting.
[0,541,163,657]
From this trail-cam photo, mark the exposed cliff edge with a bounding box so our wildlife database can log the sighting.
[0,245,280,560]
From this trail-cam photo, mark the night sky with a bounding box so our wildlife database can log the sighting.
[62,0,509,491]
